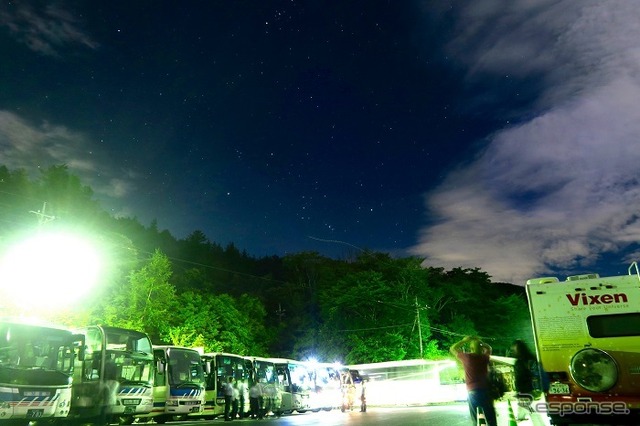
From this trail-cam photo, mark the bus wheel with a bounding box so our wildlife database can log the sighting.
[154,416,168,424]
[92,414,110,426]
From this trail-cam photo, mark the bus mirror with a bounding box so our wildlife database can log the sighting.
[205,361,212,375]
[73,334,86,361]
[156,360,165,374]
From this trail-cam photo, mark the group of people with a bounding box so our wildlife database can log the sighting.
[222,376,242,421]
[223,376,274,421]
[450,335,540,426]
[339,370,367,413]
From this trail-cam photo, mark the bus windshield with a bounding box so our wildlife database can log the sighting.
[214,354,248,396]
[288,363,313,392]
[216,354,248,381]
[104,351,154,385]
[253,360,277,385]
[0,323,74,374]
[168,348,205,386]
[104,327,152,353]
[315,365,340,389]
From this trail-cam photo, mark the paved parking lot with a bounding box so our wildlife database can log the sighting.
[496,397,551,426]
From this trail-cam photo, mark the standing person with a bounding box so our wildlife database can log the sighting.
[249,380,263,419]
[511,339,536,421]
[231,378,240,420]
[450,335,497,426]
[261,378,274,418]
[359,377,367,413]
[223,376,234,421]
[236,379,247,419]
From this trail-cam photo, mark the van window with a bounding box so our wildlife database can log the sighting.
[587,313,640,338]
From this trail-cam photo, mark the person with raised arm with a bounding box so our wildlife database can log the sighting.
[450,335,497,426]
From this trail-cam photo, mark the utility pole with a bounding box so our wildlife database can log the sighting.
[29,202,55,226]
[415,296,423,358]
[275,303,286,323]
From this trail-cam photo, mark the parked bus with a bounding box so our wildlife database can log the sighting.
[70,325,154,425]
[193,352,250,420]
[526,262,640,425]
[137,345,205,424]
[307,362,341,412]
[245,356,283,417]
[266,358,316,414]
[0,319,80,423]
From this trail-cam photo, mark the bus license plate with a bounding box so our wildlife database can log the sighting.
[123,399,141,406]
[548,383,570,394]
[190,406,200,413]
[27,409,44,418]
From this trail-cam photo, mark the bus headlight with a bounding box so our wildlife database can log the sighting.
[570,348,618,392]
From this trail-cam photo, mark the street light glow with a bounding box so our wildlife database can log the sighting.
[0,232,103,311]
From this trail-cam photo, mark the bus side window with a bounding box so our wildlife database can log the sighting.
[278,370,289,392]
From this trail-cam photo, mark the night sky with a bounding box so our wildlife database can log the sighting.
[2,1,640,284]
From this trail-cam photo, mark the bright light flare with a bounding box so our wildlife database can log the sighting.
[0,232,103,311]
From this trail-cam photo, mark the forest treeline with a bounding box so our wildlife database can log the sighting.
[0,164,534,364]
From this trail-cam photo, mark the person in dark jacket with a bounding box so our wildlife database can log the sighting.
[511,339,536,421]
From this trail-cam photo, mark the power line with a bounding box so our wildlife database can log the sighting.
[136,249,290,285]
[337,322,414,332]
[0,189,47,203]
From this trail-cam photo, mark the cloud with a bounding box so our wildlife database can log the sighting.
[412,1,640,283]
[0,2,98,56]
[0,110,136,209]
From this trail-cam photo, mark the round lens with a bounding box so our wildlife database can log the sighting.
[570,348,618,392]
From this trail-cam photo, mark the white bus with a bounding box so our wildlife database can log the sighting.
[137,345,205,424]
[70,325,155,425]
[245,356,283,417]
[266,358,316,414]
[307,362,341,412]
[194,352,250,420]
[526,262,640,425]
[0,319,79,423]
